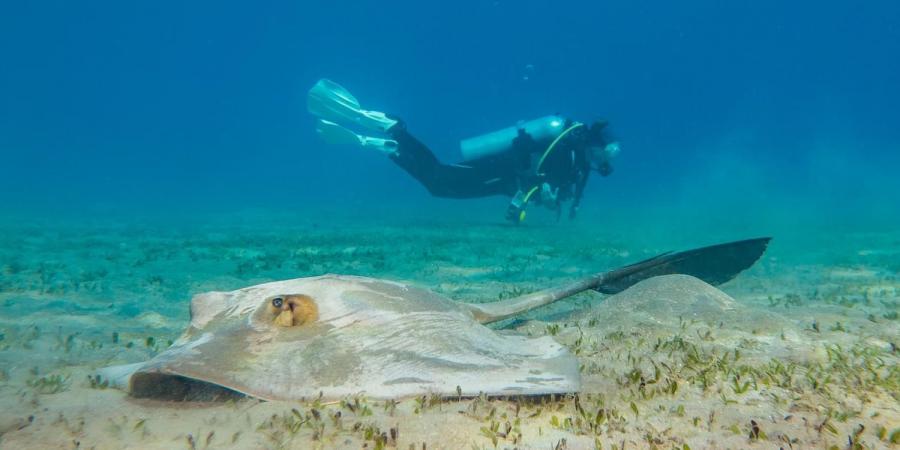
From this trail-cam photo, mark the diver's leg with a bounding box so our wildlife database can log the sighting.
[305,79,511,198]
[388,125,513,199]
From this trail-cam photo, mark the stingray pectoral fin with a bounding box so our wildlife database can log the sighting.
[96,362,146,390]
[466,237,772,324]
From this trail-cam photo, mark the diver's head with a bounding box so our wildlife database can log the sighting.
[586,120,619,175]
[587,120,608,138]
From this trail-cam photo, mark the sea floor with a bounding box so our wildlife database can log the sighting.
[0,214,897,449]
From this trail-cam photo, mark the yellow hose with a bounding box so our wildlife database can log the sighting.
[516,185,541,223]
[535,122,584,175]
[521,185,540,204]
[515,122,583,223]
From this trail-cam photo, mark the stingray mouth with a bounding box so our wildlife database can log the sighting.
[267,294,319,327]
[130,371,245,402]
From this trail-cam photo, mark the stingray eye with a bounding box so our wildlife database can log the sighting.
[271,297,284,308]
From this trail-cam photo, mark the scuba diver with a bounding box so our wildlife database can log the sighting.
[307,79,620,223]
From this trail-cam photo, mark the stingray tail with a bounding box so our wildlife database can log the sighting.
[466,237,771,324]
[594,237,772,294]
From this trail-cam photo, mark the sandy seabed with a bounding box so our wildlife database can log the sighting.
[0,216,897,449]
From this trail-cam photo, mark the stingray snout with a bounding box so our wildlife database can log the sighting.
[267,294,318,327]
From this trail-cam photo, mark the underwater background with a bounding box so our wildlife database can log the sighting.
[1,0,898,228]
[1,1,899,449]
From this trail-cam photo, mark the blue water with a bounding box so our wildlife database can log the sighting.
[1,0,898,227]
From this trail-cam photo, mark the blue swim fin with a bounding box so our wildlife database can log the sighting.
[307,79,397,132]
[315,119,398,154]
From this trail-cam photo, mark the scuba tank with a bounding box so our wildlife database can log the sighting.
[460,115,566,161]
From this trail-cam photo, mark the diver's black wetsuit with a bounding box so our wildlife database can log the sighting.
[388,126,518,198]
[387,119,614,214]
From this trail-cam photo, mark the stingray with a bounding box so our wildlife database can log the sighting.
[100,237,771,401]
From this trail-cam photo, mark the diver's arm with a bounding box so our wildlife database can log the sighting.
[569,167,589,219]
[568,141,593,219]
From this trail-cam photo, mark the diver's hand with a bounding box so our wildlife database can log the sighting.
[505,204,524,224]
[540,183,558,206]
[505,190,526,223]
